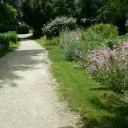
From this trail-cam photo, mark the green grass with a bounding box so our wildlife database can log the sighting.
[0,42,20,58]
[36,38,128,128]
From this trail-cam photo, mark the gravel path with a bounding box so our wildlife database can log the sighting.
[0,34,79,128]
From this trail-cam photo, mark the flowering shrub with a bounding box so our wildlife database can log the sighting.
[60,29,83,60]
[42,17,77,39]
[87,41,128,93]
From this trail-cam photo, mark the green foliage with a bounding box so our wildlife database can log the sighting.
[8,31,18,43]
[58,24,118,62]
[21,0,43,29]
[97,0,128,34]
[60,29,82,60]
[0,31,18,48]
[45,37,60,45]
[0,33,10,47]
[0,2,17,24]
[36,38,128,128]
[33,29,42,37]
[0,23,17,33]
[88,44,128,93]
[98,0,128,23]
[107,40,118,50]
[82,29,103,50]
[21,0,77,28]
[78,0,105,26]
[87,23,118,39]
[52,0,76,16]
[42,17,77,39]
[17,24,29,34]
[0,40,20,58]
[80,24,118,51]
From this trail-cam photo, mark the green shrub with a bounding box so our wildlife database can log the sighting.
[42,17,77,39]
[87,43,128,93]
[88,23,118,39]
[0,33,5,44]
[0,31,18,48]
[33,29,42,37]
[17,24,29,34]
[0,33,9,47]
[80,24,118,51]
[8,31,18,44]
[82,29,103,50]
[0,23,17,33]
[107,40,118,50]
[0,3,17,24]
[60,29,82,60]
[45,37,60,45]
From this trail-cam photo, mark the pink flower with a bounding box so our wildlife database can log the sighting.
[124,42,128,48]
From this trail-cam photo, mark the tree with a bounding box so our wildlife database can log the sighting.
[53,0,76,16]
[0,0,23,21]
[21,0,43,29]
[98,0,128,34]
[77,0,105,26]
[0,2,17,23]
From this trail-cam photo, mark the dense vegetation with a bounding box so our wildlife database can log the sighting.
[36,24,128,127]
[1,0,128,34]
[1,0,128,127]
[17,24,29,34]
[0,31,19,57]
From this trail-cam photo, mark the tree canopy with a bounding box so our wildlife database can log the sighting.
[0,0,128,34]
[0,2,17,23]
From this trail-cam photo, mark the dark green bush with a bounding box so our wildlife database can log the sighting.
[33,29,42,37]
[0,3,17,24]
[42,17,77,39]
[0,24,17,33]
[17,24,29,34]
[0,34,5,44]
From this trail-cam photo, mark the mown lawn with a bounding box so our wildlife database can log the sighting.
[36,38,128,128]
[0,42,20,58]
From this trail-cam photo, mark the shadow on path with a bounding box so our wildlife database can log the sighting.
[0,49,46,88]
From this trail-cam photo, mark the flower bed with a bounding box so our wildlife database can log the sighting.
[87,41,128,93]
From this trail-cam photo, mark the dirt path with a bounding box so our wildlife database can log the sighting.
[0,34,79,128]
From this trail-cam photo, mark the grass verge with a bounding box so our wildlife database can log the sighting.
[35,38,128,128]
[0,42,20,58]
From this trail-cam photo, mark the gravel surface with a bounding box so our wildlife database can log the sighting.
[0,34,79,128]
